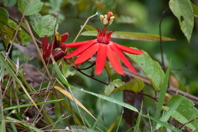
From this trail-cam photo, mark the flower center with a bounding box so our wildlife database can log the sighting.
[96,29,114,44]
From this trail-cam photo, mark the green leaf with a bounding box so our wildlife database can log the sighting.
[0,24,14,48]
[17,0,43,16]
[142,115,182,132]
[81,31,175,41]
[29,13,58,37]
[2,0,17,7]
[155,62,171,123]
[104,79,124,96]
[4,99,63,111]
[84,25,96,31]
[0,19,31,47]
[104,83,115,96]
[191,3,198,19]
[126,50,165,91]
[53,61,139,113]
[8,19,30,46]
[78,88,139,113]
[10,123,17,132]
[113,78,144,93]
[165,95,198,130]
[0,7,9,28]
[61,60,76,77]
[169,0,194,42]
[0,114,6,132]
[156,96,183,130]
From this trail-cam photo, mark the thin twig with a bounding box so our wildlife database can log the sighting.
[77,61,96,70]
[75,67,109,85]
[73,12,98,42]
[23,19,52,81]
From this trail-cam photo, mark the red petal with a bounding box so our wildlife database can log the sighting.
[74,43,99,65]
[65,40,96,48]
[110,43,137,73]
[96,44,107,75]
[61,33,69,43]
[107,46,124,75]
[64,41,95,59]
[42,35,48,51]
[114,42,144,55]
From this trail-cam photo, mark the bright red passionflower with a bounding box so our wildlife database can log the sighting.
[42,33,68,63]
[64,29,144,75]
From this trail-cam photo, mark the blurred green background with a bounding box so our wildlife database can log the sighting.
[3,0,198,131]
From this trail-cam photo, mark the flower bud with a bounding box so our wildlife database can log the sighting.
[100,15,104,22]
[108,16,115,25]
[108,12,113,17]
[103,18,108,25]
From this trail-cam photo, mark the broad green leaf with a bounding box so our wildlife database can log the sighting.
[142,115,181,132]
[2,0,17,7]
[104,83,115,96]
[4,99,63,111]
[155,62,171,123]
[126,50,165,91]
[0,24,14,48]
[192,3,198,19]
[169,0,194,42]
[17,0,43,16]
[6,117,43,132]
[8,19,30,46]
[104,79,124,96]
[111,79,125,87]
[0,19,31,48]
[113,78,144,93]
[53,60,139,113]
[0,7,9,28]
[29,13,58,37]
[81,31,175,41]
[156,96,183,130]
[61,60,76,77]
[165,95,198,130]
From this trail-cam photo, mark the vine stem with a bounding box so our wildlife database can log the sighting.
[159,7,169,72]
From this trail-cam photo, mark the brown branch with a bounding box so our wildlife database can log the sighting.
[123,67,198,105]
